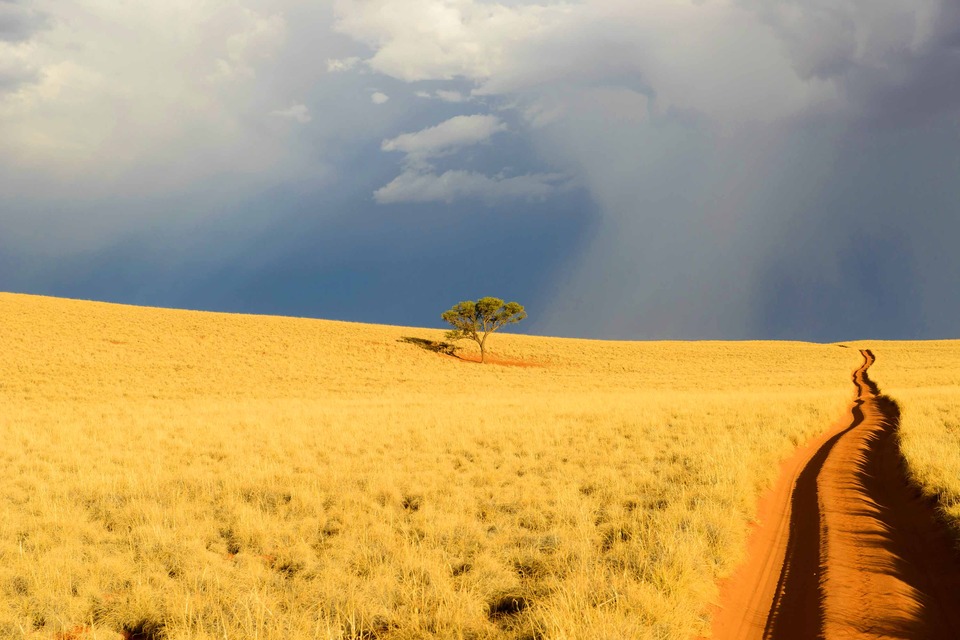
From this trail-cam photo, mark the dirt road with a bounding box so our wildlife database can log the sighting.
[708,350,960,639]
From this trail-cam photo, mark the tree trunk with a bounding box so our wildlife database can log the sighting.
[479,335,487,363]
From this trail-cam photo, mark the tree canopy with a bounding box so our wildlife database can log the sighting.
[441,297,527,363]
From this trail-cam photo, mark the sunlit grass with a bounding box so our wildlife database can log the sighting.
[855,341,960,539]
[0,293,859,639]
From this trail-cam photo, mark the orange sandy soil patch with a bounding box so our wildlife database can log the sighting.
[705,350,960,639]
[446,352,545,367]
[53,626,128,640]
[53,627,92,640]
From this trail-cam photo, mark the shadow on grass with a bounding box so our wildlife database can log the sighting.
[398,337,459,356]
[399,337,540,368]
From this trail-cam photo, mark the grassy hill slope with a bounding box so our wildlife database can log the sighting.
[0,293,860,639]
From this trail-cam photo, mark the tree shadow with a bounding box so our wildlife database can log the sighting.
[398,337,459,356]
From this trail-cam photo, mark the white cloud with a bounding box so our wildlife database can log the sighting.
[375,113,565,204]
[0,0,367,222]
[333,0,569,83]
[522,100,565,129]
[371,91,390,104]
[0,3,292,173]
[334,0,959,126]
[326,56,360,73]
[381,114,506,160]
[374,168,564,204]
[436,89,467,103]
[270,103,312,123]
[412,89,470,103]
[332,0,811,122]
[209,10,286,82]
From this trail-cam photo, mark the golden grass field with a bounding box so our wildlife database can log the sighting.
[855,341,960,537]
[5,292,946,640]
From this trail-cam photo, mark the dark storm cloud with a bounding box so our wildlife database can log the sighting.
[844,46,960,127]
[477,0,960,340]
[748,0,960,126]
[0,1,49,43]
[0,64,36,92]
[3,0,959,341]
[754,119,960,341]
[0,123,593,333]
[0,176,596,332]
[0,0,47,94]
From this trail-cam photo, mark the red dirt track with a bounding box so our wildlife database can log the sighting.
[708,350,960,639]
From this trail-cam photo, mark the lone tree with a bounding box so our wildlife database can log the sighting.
[441,297,527,364]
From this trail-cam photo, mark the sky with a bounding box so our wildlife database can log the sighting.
[1,0,958,340]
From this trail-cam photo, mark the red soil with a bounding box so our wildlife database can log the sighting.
[450,353,543,368]
[705,350,960,639]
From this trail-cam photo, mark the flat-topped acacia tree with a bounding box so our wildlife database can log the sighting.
[441,297,527,364]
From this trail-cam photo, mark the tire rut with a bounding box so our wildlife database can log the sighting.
[708,349,960,639]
